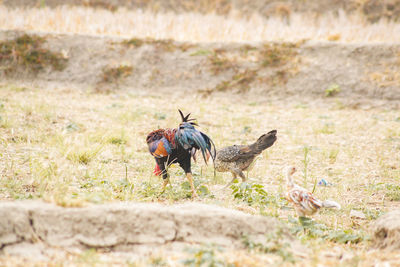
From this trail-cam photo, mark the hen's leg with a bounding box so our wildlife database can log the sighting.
[223,172,238,189]
[186,173,198,198]
[232,168,246,182]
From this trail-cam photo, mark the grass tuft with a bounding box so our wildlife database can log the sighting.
[66,146,102,165]
[260,43,298,68]
[122,37,193,52]
[100,65,133,84]
[200,42,300,95]
[0,34,67,75]
[385,184,400,201]
[325,84,341,97]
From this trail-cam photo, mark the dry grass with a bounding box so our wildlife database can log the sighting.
[0,3,399,266]
[96,64,134,93]
[1,83,400,265]
[1,5,400,43]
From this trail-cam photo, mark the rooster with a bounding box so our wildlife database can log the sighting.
[285,166,341,217]
[214,130,277,187]
[146,110,216,197]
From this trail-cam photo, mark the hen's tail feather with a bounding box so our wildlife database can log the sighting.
[251,129,277,154]
[322,200,341,210]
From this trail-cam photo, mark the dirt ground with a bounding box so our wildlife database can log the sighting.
[0,30,399,108]
[0,80,399,265]
[1,1,400,265]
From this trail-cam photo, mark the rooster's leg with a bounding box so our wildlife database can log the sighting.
[186,173,198,198]
[160,167,169,193]
[162,178,170,191]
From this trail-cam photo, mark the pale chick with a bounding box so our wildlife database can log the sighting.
[285,166,341,217]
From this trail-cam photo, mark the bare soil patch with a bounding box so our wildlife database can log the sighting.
[0,30,399,107]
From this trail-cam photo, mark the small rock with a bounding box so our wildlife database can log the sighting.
[350,210,366,219]
[372,210,400,250]
[318,178,333,187]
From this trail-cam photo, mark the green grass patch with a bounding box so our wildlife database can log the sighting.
[385,184,400,201]
[325,84,341,97]
[182,246,229,267]
[190,49,212,56]
[230,181,286,209]
[66,146,103,165]
[242,228,295,263]
[288,216,368,244]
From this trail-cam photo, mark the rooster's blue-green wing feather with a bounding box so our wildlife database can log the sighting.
[175,122,216,164]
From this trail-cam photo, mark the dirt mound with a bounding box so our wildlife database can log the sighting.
[0,201,298,259]
[372,210,400,250]
[0,30,399,106]
[4,0,400,22]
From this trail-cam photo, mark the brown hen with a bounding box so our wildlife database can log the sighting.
[214,130,277,186]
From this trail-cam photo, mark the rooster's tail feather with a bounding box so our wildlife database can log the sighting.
[200,132,216,162]
[176,110,216,165]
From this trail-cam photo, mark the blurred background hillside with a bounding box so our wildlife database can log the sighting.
[1,0,400,42]
[4,0,400,22]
